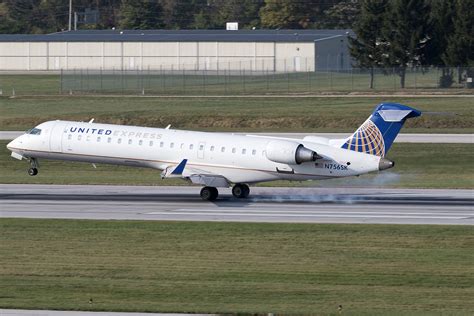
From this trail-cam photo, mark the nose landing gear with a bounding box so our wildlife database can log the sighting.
[28,168,38,176]
[27,158,39,176]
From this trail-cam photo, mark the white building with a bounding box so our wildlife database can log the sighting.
[0,29,353,72]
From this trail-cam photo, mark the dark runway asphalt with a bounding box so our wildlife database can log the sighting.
[1,185,473,225]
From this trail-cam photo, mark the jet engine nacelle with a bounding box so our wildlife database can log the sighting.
[265,140,319,165]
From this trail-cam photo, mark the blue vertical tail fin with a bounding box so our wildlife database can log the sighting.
[341,103,421,157]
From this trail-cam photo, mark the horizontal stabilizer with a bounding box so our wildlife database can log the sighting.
[378,109,413,122]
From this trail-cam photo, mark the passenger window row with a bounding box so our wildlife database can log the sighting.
[67,134,261,156]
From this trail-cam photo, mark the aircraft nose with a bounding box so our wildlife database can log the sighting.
[7,140,14,150]
[7,137,20,151]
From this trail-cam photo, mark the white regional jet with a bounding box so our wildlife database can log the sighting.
[7,103,421,201]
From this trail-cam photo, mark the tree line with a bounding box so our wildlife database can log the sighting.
[350,0,473,88]
[0,0,472,87]
[0,0,357,33]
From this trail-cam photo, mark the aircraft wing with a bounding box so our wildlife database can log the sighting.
[161,159,230,188]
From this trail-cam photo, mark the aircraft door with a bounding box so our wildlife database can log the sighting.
[49,122,64,153]
[198,142,205,159]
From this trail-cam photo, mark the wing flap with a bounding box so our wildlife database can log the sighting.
[161,159,230,187]
[188,174,229,187]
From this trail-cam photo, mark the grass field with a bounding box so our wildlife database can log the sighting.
[1,69,472,96]
[1,141,473,189]
[1,219,473,314]
[0,74,61,95]
[1,95,473,133]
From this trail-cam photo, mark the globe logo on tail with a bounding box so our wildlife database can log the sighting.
[342,118,385,157]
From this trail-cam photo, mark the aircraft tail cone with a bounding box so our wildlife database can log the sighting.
[379,158,395,171]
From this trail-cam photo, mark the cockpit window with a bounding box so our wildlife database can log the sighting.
[26,128,42,135]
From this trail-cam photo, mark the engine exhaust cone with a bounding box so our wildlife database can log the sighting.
[379,158,395,171]
[295,145,319,164]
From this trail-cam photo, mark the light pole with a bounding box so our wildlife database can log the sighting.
[68,0,72,31]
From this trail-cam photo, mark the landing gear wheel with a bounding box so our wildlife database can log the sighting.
[27,158,39,176]
[232,184,250,198]
[200,186,218,201]
[28,167,38,176]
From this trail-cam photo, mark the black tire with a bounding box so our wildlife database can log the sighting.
[28,168,38,176]
[242,184,250,198]
[210,187,219,200]
[232,184,250,198]
[200,186,218,201]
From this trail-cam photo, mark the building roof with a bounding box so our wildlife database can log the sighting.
[0,29,353,42]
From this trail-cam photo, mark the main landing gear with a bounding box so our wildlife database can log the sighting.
[200,184,250,201]
[200,186,219,201]
[27,158,39,176]
[232,183,250,199]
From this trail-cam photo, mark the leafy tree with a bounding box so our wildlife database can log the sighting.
[318,0,361,29]
[186,0,263,30]
[37,0,71,32]
[260,0,318,29]
[382,0,431,88]
[160,0,206,29]
[211,0,263,29]
[425,0,455,87]
[4,0,39,33]
[443,0,474,84]
[85,0,122,29]
[119,0,163,29]
[0,0,121,33]
[349,0,388,88]
[0,2,22,33]
[192,9,212,29]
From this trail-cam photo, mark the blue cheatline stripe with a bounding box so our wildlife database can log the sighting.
[171,159,187,175]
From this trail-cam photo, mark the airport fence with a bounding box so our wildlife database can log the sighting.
[60,66,473,95]
[0,66,472,96]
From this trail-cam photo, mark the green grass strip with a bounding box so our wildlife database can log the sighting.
[1,219,473,314]
[1,96,473,133]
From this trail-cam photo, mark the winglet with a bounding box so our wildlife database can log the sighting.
[171,159,187,175]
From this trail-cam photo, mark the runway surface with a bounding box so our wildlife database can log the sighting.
[1,131,472,143]
[1,185,473,225]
